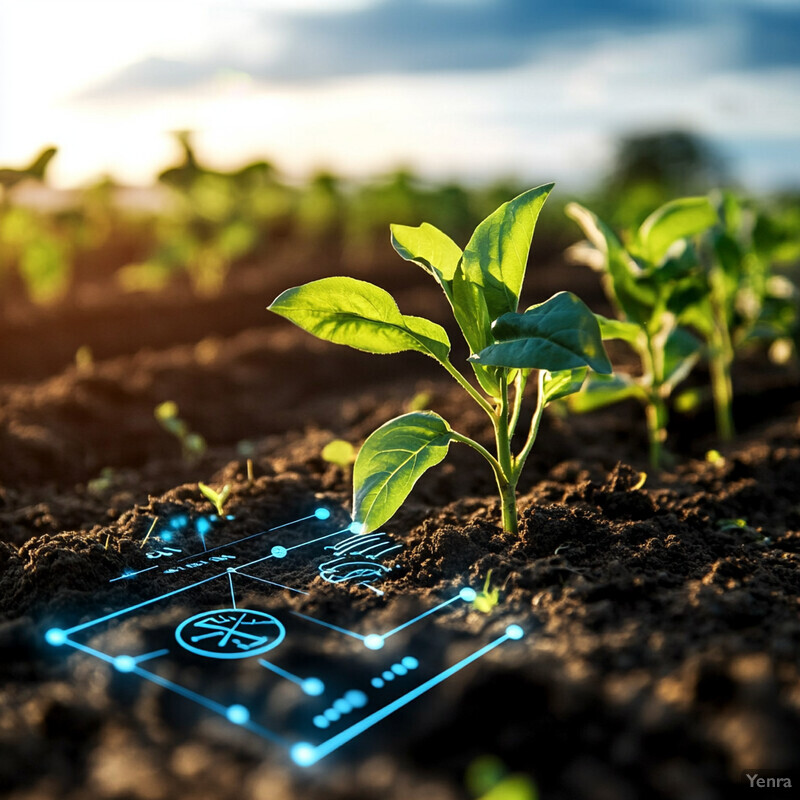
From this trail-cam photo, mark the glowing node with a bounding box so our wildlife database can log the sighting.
[196,517,211,535]
[363,634,384,650]
[113,655,136,673]
[314,507,331,520]
[505,624,524,640]
[175,608,285,660]
[371,677,384,689]
[271,546,288,559]
[170,516,187,529]
[348,521,364,534]
[291,742,317,767]
[160,532,173,543]
[344,690,367,709]
[401,656,419,670]
[324,708,340,722]
[381,671,395,682]
[45,628,66,646]
[313,715,329,729]
[391,663,407,676]
[459,587,477,602]
[301,678,325,697]
[226,704,250,725]
[209,514,218,522]
[333,698,351,714]
[226,515,234,520]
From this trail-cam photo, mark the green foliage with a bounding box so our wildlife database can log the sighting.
[270,184,610,533]
[154,401,207,464]
[198,482,231,516]
[321,439,356,467]
[472,570,501,614]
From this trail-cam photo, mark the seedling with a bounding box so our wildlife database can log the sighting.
[566,198,717,468]
[321,439,356,467]
[472,570,501,614]
[198,483,231,516]
[154,401,207,463]
[269,184,611,534]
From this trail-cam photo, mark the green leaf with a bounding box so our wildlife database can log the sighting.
[268,277,450,363]
[636,197,717,265]
[596,314,641,346]
[541,367,588,404]
[390,222,462,287]
[199,482,230,515]
[663,327,702,389]
[321,439,356,467]
[566,202,655,324]
[462,183,554,321]
[353,412,454,532]
[569,373,645,413]
[470,291,612,374]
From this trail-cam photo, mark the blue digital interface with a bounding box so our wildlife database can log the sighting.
[44,506,524,766]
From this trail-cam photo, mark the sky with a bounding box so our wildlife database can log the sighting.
[0,0,799,190]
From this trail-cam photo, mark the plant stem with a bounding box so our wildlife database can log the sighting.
[449,431,503,475]
[508,370,528,439]
[491,374,518,534]
[641,331,668,469]
[708,269,736,441]
[514,370,546,480]
[441,360,495,416]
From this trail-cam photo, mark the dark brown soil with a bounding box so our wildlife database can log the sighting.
[1,246,799,800]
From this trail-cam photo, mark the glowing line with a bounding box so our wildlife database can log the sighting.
[228,571,236,608]
[134,649,170,664]
[381,595,461,640]
[362,544,402,558]
[109,565,158,582]
[309,632,512,764]
[63,571,227,635]
[242,718,290,747]
[332,534,383,552]
[63,638,115,665]
[131,664,230,716]
[235,571,309,596]
[362,584,384,596]
[177,513,317,562]
[290,611,365,641]
[258,659,305,687]
[286,527,353,552]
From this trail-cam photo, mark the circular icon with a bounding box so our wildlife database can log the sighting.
[175,608,285,660]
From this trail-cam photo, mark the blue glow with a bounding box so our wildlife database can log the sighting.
[160,531,173,542]
[401,656,419,670]
[381,671,395,682]
[391,663,407,676]
[113,655,136,672]
[313,715,329,729]
[333,698,351,714]
[348,521,364,534]
[314,507,331,520]
[371,678,384,689]
[209,514,218,522]
[505,624,524,640]
[226,515,235,520]
[363,634,384,650]
[344,690,368,709]
[301,678,325,697]
[290,742,317,767]
[459,587,477,602]
[45,628,66,646]
[226,704,250,724]
[196,517,212,536]
[170,515,187,529]
[324,708,340,722]
[271,546,288,559]
[175,608,285,660]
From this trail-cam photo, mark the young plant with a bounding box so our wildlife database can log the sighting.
[269,184,612,534]
[472,570,501,614]
[565,198,718,468]
[321,439,356,467]
[154,401,207,463]
[198,482,231,516]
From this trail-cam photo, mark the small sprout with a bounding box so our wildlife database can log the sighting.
[718,517,747,531]
[554,543,571,555]
[706,449,725,464]
[75,345,93,371]
[199,482,231,516]
[406,390,432,412]
[247,458,254,485]
[104,533,111,550]
[472,570,500,614]
[631,471,647,491]
[87,466,115,495]
[154,401,207,463]
[321,439,356,467]
[140,517,158,548]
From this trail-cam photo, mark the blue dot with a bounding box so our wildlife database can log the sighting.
[333,698,351,714]
[314,508,331,520]
[324,708,340,722]
[371,677,384,689]
[291,742,316,767]
[209,514,218,522]
[196,517,211,535]
[170,516,186,529]
[382,671,395,682]
[113,655,136,672]
[45,628,66,646]
[401,656,419,670]
[391,663,407,676]
[271,545,287,559]
[226,567,236,573]
[226,515,235,521]
[363,634,384,650]
[505,624,524,640]
[344,690,368,709]
[349,521,364,534]
[226,704,250,725]
[160,531,173,542]
[301,678,325,697]
[460,587,477,602]
[313,715,329,729]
